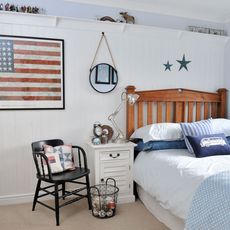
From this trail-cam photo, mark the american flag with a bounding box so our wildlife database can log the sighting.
[0,36,64,109]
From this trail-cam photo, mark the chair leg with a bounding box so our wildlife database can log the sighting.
[85,175,92,210]
[62,182,65,200]
[54,183,60,226]
[32,179,41,211]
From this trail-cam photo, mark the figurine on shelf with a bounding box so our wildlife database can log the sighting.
[120,12,135,24]
[0,3,41,14]
[26,6,32,13]
[99,16,116,22]
[5,3,10,11]
[9,4,16,11]
[32,7,39,14]
[20,6,26,12]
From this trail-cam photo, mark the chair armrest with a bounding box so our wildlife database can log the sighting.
[72,146,88,169]
[32,151,53,180]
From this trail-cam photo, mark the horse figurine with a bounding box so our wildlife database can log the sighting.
[120,12,135,24]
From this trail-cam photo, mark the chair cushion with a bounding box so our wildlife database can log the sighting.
[43,152,63,175]
[44,144,75,173]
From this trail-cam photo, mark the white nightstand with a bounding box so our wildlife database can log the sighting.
[87,142,136,204]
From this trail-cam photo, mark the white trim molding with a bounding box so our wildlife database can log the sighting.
[0,193,34,206]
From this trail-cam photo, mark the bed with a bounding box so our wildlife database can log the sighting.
[125,85,228,230]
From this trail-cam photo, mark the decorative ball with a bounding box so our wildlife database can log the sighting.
[106,209,113,217]
[93,208,99,216]
[98,210,106,218]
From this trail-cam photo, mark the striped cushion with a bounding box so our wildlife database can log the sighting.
[180,119,213,153]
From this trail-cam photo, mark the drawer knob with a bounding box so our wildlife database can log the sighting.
[109,153,120,158]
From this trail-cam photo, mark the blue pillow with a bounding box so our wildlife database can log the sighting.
[130,138,187,153]
[130,138,145,152]
[143,139,187,152]
[180,119,213,153]
[186,133,230,158]
[227,136,230,144]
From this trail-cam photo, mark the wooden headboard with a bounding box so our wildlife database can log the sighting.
[126,85,227,138]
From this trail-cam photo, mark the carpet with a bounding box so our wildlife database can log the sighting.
[0,199,169,230]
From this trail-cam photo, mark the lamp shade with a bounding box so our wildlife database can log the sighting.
[127,93,139,105]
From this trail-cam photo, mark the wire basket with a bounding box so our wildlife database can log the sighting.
[90,178,119,218]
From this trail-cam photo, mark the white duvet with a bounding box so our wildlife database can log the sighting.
[134,149,230,220]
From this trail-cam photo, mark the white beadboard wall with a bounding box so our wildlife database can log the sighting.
[0,12,227,205]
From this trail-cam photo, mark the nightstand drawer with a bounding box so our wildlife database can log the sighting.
[100,150,130,161]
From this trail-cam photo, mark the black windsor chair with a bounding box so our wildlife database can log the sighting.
[31,139,91,226]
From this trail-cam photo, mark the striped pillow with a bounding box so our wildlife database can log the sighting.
[180,119,213,153]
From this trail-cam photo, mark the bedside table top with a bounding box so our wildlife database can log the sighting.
[87,141,136,149]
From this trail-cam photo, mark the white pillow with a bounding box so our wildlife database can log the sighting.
[211,118,230,136]
[130,123,183,143]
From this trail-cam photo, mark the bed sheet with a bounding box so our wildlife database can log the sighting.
[137,185,185,230]
[134,149,230,220]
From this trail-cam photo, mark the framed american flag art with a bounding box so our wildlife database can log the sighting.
[0,35,64,110]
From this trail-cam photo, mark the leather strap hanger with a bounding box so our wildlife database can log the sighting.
[90,32,117,70]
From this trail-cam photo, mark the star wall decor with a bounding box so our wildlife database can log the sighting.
[176,54,191,71]
[163,61,173,71]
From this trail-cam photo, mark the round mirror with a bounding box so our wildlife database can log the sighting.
[89,63,118,93]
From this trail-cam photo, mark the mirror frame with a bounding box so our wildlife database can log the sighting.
[89,63,118,94]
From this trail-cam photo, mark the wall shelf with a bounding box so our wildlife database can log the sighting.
[0,11,229,44]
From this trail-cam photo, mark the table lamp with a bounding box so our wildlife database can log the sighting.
[108,92,139,143]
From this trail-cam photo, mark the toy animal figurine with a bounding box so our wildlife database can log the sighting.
[20,6,26,12]
[32,7,39,14]
[5,3,10,11]
[26,6,32,13]
[9,4,16,11]
[120,12,135,24]
[99,16,116,22]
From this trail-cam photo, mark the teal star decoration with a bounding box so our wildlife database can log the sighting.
[163,61,173,71]
[177,54,191,71]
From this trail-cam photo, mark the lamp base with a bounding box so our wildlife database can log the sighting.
[112,136,129,143]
